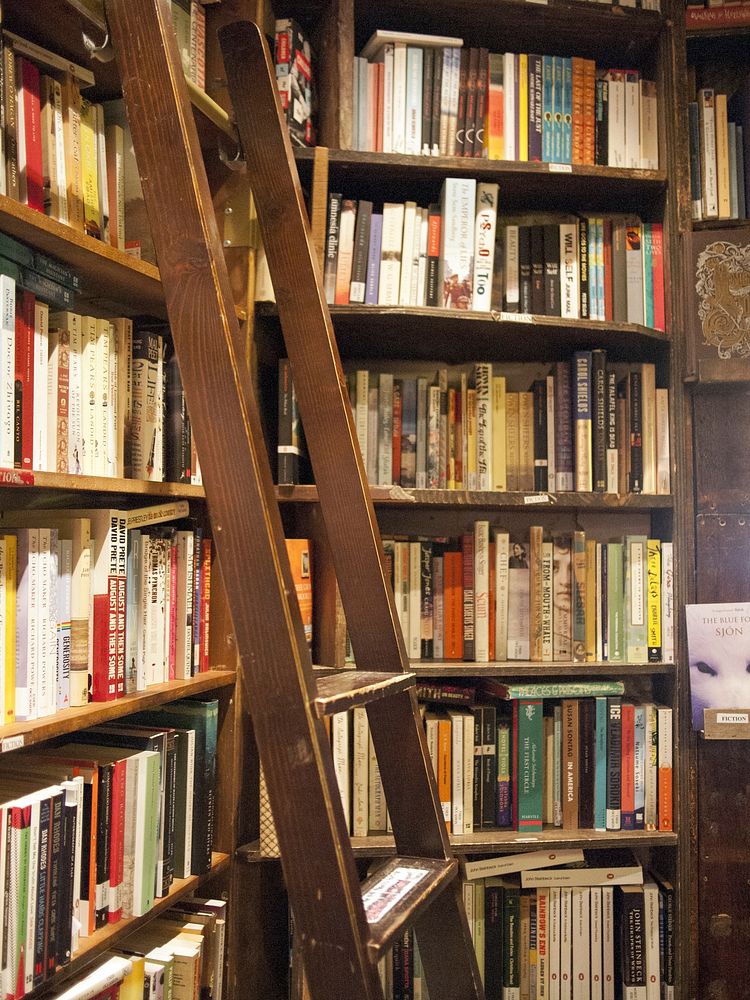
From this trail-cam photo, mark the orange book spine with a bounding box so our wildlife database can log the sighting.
[285,538,313,648]
[657,707,673,831]
[443,551,464,660]
[571,57,585,166]
[582,60,596,167]
[621,703,636,829]
[437,716,452,833]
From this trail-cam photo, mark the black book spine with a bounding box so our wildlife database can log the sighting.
[530,225,545,316]
[472,707,483,829]
[421,48,434,155]
[595,79,608,166]
[45,793,63,978]
[420,541,434,659]
[166,344,188,483]
[323,192,342,305]
[658,879,675,990]
[402,929,414,1000]
[543,224,560,316]
[578,698,596,828]
[79,782,93,937]
[95,765,112,928]
[592,348,607,492]
[533,378,548,491]
[162,735,178,894]
[485,885,504,998]
[33,796,51,988]
[56,794,76,968]
[629,369,643,493]
[519,226,532,314]
[454,49,469,155]
[615,887,647,992]
[348,199,372,304]
[606,369,617,485]
[482,704,497,828]
[606,697,622,829]
[430,49,443,153]
[426,204,441,308]
[277,358,298,485]
[392,934,404,1000]
[579,216,590,319]
[473,49,488,156]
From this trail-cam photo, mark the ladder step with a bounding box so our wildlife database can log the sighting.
[361,856,459,961]
[313,670,416,718]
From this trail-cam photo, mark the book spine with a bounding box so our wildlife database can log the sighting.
[606,697,622,830]
[574,352,592,492]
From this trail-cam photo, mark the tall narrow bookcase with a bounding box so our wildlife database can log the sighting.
[0,0,268,996]
[242,0,694,997]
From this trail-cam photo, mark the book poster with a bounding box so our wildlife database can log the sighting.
[686,602,750,730]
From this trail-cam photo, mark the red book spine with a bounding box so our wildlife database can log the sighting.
[650,223,665,332]
[14,290,34,470]
[620,702,635,829]
[92,583,117,702]
[199,538,212,670]
[107,760,126,923]
[20,59,43,213]
[116,576,126,698]
[391,380,402,487]
[602,220,614,322]
[686,4,750,28]
[169,540,178,680]
[461,532,475,661]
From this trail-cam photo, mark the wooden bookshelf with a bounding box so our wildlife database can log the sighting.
[409,661,675,677]
[26,853,231,999]
[0,469,206,505]
[0,670,235,752]
[277,484,673,510]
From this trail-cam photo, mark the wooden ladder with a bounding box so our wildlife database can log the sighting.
[104,5,484,999]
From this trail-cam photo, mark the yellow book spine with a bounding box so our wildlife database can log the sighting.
[647,538,661,661]
[4,535,15,724]
[505,391,520,491]
[492,376,507,491]
[80,99,101,239]
[715,93,731,219]
[518,53,528,161]
[518,390,535,491]
[466,388,477,491]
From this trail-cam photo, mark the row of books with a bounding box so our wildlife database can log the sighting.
[334,685,673,837]
[0,703,217,999]
[51,896,227,1000]
[323,182,665,329]
[274,19,315,147]
[376,851,674,1000]
[351,32,659,170]
[170,0,207,91]
[333,356,671,496]
[686,0,750,28]
[689,78,750,222]
[0,501,213,723]
[380,526,675,665]
[0,260,200,484]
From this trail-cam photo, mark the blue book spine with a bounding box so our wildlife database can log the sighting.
[643,223,654,328]
[542,56,554,162]
[562,58,573,164]
[528,55,543,163]
[594,696,608,830]
[365,214,383,304]
[553,56,563,163]
[634,706,647,829]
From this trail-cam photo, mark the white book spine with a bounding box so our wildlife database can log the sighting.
[66,314,82,474]
[602,887,615,1000]
[448,48,461,157]
[417,209,428,306]
[699,90,718,219]
[472,183,498,312]
[47,328,60,473]
[607,74,626,168]
[398,201,417,305]
[504,52,517,160]
[409,207,422,306]
[624,72,641,169]
[404,47,423,155]
[24,798,40,993]
[559,887,573,1000]
[643,881,660,1000]
[394,541,409,647]
[548,887,561,1000]
[448,711,464,834]
[438,48,453,155]
[462,712,474,835]
[381,44,394,154]
[95,319,111,477]
[475,363,492,491]
[571,887,590,1000]
[494,532,510,663]
[392,43,407,154]
[590,887,603,1000]
[378,202,405,305]
[57,537,72,710]
[352,706,369,837]
[655,388,670,495]
[175,530,194,679]
[367,384,378,483]
[505,225,520,311]
[474,520,490,662]
[355,369,369,471]
[0,278,14,468]
[33,302,49,471]
[559,224,579,319]
[108,320,119,478]
[82,316,97,476]
[377,373,393,486]
[332,712,351,832]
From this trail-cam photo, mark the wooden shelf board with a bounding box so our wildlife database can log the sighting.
[277,484,672,510]
[238,830,677,862]
[32,852,231,996]
[0,469,206,506]
[294,148,666,212]
[0,195,166,318]
[409,661,675,677]
[692,218,750,232]
[0,670,236,752]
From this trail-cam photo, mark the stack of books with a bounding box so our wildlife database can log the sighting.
[170,0,207,89]
[351,31,659,168]
[0,501,213,720]
[274,19,315,147]
[0,703,218,997]
[323,179,665,329]
[334,686,673,835]
[381,526,674,664]
[689,76,750,222]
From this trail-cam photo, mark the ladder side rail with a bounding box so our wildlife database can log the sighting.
[104,4,382,998]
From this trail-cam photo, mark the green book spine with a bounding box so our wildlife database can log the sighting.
[17,815,30,997]
[517,699,543,831]
[606,542,624,662]
[142,753,161,914]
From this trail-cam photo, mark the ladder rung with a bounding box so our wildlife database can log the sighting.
[361,856,459,961]
[313,670,416,718]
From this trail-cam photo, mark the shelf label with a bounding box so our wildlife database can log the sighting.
[363,866,430,923]
[2,735,25,753]
[549,163,573,173]
[495,311,533,323]
[524,494,552,505]
[716,712,749,725]
[0,469,34,487]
